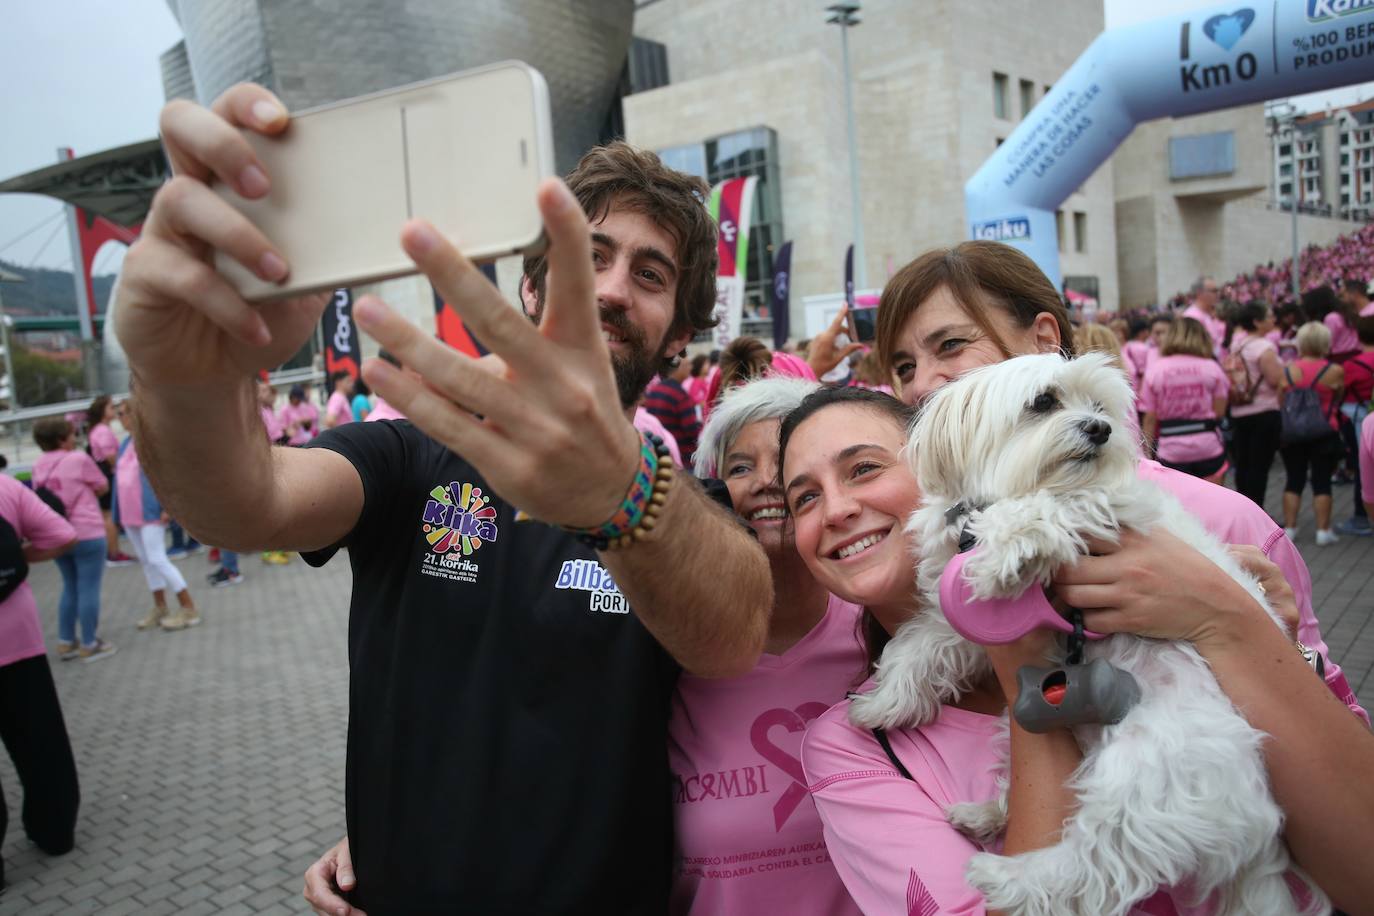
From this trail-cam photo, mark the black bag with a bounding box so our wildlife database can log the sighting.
[33,453,75,519]
[1280,363,1338,446]
[0,513,30,602]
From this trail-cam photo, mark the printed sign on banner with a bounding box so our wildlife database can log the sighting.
[707,176,759,348]
[322,288,359,379]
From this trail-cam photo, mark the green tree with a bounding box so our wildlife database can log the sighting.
[10,344,83,407]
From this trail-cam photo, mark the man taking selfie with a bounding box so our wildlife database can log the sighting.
[115,83,771,914]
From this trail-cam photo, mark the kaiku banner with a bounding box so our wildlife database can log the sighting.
[322,288,359,380]
[707,176,759,348]
[770,240,793,350]
[964,0,1374,289]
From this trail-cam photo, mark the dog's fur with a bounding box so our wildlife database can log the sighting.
[848,353,1327,916]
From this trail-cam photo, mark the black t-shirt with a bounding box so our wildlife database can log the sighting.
[306,421,681,914]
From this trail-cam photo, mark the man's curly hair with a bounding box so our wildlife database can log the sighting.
[523,141,719,352]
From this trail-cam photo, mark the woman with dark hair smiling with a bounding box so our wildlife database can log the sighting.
[783,241,1373,913]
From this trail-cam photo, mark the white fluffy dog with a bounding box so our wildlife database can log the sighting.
[848,352,1327,916]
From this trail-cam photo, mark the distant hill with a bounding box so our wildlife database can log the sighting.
[0,258,117,316]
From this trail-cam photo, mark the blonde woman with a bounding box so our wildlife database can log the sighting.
[1139,316,1230,483]
[1279,321,1345,545]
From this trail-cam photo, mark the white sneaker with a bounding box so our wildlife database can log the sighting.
[1315,529,1339,547]
[1284,527,1298,542]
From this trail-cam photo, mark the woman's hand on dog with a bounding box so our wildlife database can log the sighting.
[1052,529,1274,652]
[1224,545,1299,638]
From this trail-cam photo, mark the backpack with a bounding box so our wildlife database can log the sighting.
[1223,340,1263,406]
[32,453,76,519]
[1280,363,1337,446]
[0,513,30,602]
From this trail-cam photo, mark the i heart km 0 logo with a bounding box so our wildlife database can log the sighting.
[1202,8,1255,51]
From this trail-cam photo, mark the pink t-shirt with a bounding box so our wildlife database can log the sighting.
[32,449,108,541]
[1121,340,1151,392]
[325,391,353,428]
[0,475,76,668]
[1138,459,1367,725]
[1360,301,1374,318]
[366,398,406,423]
[261,405,285,443]
[280,400,320,446]
[803,694,1304,916]
[1227,333,1281,417]
[1182,304,1226,358]
[88,422,118,464]
[669,595,864,916]
[1139,355,1229,464]
[1323,311,1359,358]
[635,407,683,467]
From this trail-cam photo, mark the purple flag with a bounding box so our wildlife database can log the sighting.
[770,241,793,350]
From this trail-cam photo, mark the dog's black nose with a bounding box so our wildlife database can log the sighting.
[1080,418,1111,445]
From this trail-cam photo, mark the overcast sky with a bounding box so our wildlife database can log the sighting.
[1,0,1370,277]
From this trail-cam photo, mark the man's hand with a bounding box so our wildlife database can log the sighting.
[352,180,641,529]
[303,836,365,916]
[806,305,865,378]
[115,84,330,388]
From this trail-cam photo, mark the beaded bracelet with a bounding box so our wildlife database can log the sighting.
[563,431,675,551]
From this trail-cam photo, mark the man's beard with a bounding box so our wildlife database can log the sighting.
[528,294,669,410]
[603,309,666,410]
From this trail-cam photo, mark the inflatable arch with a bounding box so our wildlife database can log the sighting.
[965,0,1374,291]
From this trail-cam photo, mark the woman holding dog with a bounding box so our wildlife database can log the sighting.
[792,242,1374,914]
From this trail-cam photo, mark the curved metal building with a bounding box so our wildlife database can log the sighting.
[160,0,636,172]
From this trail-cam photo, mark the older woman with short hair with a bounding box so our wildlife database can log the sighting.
[1280,321,1346,545]
[672,376,863,916]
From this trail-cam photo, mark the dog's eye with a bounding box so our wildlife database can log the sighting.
[1030,392,1059,412]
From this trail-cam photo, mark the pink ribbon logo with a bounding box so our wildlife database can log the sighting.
[749,702,830,832]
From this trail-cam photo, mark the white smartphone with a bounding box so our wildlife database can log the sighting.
[209,62,554,302]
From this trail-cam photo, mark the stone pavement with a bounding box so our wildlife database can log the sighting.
[0,466,1371,915]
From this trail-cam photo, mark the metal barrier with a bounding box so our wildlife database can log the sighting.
[1,366,324,473]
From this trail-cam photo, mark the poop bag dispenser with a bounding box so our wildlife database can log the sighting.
[938,547,1141,733]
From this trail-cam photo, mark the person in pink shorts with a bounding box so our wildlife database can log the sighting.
[674,376,863,916]
[1139,317,1230,484]
[778,385,1374,915]
[32,418,114,661]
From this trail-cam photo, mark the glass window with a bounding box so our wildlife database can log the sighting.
[658,143,707,179]
[1278,143,1292,157]
[1019,79,1035,119]
[1055,210,1065,252]
[1280,182,1292,196]
[1073,212,1087,254]
[1279,163,1292,176]
[1168,131,1235,179]
[995,137,1004,148]
[993,72,1008,120]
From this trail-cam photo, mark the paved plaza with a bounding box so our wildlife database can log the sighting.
[1,467,1372,915]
